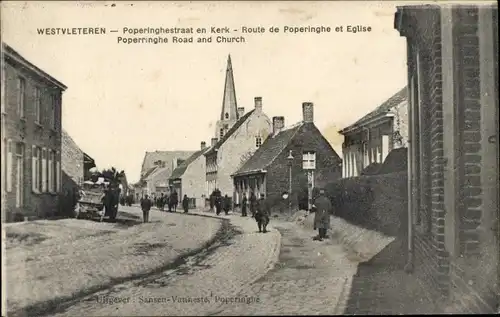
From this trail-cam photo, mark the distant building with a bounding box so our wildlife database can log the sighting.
[232,102,342,210]
[339,87,408,178]
[1,43,67,221]
[204,54,272,198]
[138,151,195,197]
[83,152,96,181]
[169,141,210,207]
[395,4,499,313]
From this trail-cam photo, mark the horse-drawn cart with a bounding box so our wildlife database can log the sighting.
[75,181,106,221]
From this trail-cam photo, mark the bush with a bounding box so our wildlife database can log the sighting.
[324,171,407,237]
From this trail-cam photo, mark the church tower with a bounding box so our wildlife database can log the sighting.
[215,54,239,140]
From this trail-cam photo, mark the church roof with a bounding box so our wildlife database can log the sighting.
[219,54,239,121]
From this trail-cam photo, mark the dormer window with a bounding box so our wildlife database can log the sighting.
[225,112,229,119]
[255,136,262,148]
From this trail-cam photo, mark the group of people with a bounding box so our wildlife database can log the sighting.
[209,189,270,233]
[139,191,191,223]
[140,186,333,241]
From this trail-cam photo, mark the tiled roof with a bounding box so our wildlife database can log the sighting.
[233,123,304,175]
[340,87,408,133]
[141,166,158,180]
[204,109,255,156]
[169,148,208,180]
[140,151,196,177]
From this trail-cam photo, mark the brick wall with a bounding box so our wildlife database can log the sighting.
[61,130,83,185]
[2,58,63,221]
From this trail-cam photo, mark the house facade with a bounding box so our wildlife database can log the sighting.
[138,151,195,198]
[169,141,209,207]
[339,87,409,178]
[205,96,272,198]
[395,4,499,313]
[232,102,342,211]
[2,43,66,221]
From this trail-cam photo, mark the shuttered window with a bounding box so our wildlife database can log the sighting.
[56,152,61,192]
[6,139,12,192]
[32,145,39,192]
[42,148,47,192]
[48,150,53,192]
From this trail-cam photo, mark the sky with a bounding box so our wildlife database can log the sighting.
[1,1,409,183]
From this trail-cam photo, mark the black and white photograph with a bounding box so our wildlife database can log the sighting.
[1,1,498,316]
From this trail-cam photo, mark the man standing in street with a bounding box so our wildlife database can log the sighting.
[241,193,248,217]
[249,192,257,218]
[255,194,271,233]
[313,188,332,241]
[140,194,152,223]
[182,194,189,213]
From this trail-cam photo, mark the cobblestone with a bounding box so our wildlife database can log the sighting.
[50,210,281,316]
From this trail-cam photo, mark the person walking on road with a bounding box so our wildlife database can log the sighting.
[223,194,231,215]
[140,194,153,223]
[241,193,248,217]
[249,192,257,218]
[255,194,270,233]
[312,188,332,241]
[214,190,222,216]
[182,194,189,213]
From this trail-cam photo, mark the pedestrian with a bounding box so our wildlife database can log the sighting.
[249,192,257,218]
[223,194,230,215]
[209,191,216,212]
[241,193,248,217]
[214,190,222,216]
[182,194,189,213]
[172,191,179,212]
[140,194,153,223]
[313,188,332,241]
[255,194,270,233]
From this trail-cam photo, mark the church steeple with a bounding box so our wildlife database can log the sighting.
[220,54,238,121]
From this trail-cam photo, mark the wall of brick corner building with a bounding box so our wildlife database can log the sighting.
[2,59,63,221]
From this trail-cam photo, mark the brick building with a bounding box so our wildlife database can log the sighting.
[169,141,210,207]
[61,129,84,187]
[395,4,499,313]
[1,43,66,221]
[339,87,408,178]
[204,54,272,198]
[232,102,342,211]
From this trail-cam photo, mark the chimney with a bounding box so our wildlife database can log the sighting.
[254,97,262,112]
[302,102,314,123]
[237,107,245,118]
[211,138,218,147]
[201,141,206,150]
[272,116,285,135]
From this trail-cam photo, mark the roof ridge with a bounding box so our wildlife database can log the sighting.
[263,122,303,169]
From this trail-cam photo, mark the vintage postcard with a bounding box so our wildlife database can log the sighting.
[1,1,498,316]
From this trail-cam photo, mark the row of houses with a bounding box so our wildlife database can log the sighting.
[136,54,344,208]
[1,42,99,221]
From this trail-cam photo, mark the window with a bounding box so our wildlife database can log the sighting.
[32,145,41,193]
[220,128,224,139]
[18,78,26,118]
[255,136,262,148]
[1,66,5,114]
[48,150,54,192]
[6,139,12,192]
[50,94,57,130]
[56,152,61,192]
[34,87,41,124]
[225,112,229,119]
[15,142,24,207]
[302,151,316,170]
[41,148,47,192]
